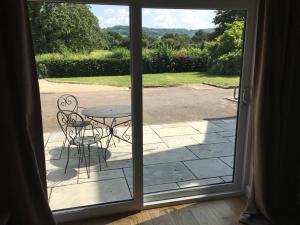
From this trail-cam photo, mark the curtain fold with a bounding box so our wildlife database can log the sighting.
[240,0,300,224]
[0,1,56,225]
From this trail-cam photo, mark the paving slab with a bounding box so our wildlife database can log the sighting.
[211,120,236,131]
[49,178,132,210]
[91,159,133,172]
[191,133,229,145]
[144,183,180,194]
[221,175,233,182]
[124,162,196,187]
[45,146,80,161]
[162,135,199,148]
[47,169,78,187]
[143,126,156,134]
[219,131,236,137]
[45,141,65,149]
[226,136,236,143]
[188,142,235,158]
[143,133,163,144]
[143,142,169,151]
[46,151,103,172]
[77,169,124,184]
[189,121,225,133]
[184,158,233,179]
[47,132,66,143]
[152,126,199,138]
[143,147,197,165]
[219,156,234,168]
[161,122,191,128]
[178,177,224,188]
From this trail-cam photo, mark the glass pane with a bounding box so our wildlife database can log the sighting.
[28,2,133,210]
[142,8,246,197]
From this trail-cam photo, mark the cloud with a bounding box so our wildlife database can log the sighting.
[143,9,215,29]
[100,8,129,28]
[105,8,115,14]
[90,5,215,29]
[142,8,151,15]
[97,16,104,27]
[152,10,177,28]
[179,10,216,29]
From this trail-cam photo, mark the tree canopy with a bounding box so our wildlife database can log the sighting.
[28,3,105,53]
[212,10,246,38]
[207,21,244,75]
[159,33,191,49]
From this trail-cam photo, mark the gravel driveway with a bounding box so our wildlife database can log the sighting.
[39,80,238,132]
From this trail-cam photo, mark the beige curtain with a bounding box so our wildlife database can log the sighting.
[240,0,300,224]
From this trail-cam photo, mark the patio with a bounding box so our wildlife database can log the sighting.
[45,117,236,211]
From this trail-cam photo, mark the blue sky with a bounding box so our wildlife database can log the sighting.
[90,5,216,29]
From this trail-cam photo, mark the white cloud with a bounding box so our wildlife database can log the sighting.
[90,5,215,29]
[97,16,104,27]
[105,8,115,14]
[152,10,177,28]
[179,10,215,29]
[143,8,151,15]
[100,8,129,28]
[142,9,215,29]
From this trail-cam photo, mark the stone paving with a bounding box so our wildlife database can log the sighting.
[44,118,236,210]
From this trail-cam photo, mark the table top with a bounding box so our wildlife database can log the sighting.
[82,105,131,118]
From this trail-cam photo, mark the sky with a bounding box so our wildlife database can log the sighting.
[90,5,216,29]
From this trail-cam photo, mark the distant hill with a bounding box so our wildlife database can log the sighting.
[104,25,214,37]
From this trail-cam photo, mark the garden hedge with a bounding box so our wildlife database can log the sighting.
[36,54,208,78]
[36,58,131,78]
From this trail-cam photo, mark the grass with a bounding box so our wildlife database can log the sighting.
[46,72,239,88]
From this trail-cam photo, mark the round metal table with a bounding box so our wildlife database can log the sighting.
[82,105,132,161]
[82,105,131,119]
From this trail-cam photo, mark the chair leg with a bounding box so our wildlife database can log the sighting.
[80,144,84,163]
[88,145,91,175]
[60,138,66,159]
[82,145,90,178]
[77,145,82,184]
[103,134,112,163]
[96,142,102,171]
[64,144,70,174]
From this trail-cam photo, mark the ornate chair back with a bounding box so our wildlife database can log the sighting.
[57,110,85,144]
[57,94,79,113]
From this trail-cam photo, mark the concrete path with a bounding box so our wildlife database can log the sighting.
[45,118,236,210]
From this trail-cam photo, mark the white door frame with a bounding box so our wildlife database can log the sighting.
[28,0,258,222]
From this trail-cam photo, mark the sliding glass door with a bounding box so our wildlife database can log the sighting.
[27,1,143,222]
[27,0,257,222]
[141,6,252,203]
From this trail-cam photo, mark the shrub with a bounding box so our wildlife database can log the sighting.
[206,21,244,75]
[36,57,130,77]
[208,50,242,75]
[172,51,194,72]
[110,48,130,59]
[36,63,48,78]
[36,46,210,78]
[143,44,176,73]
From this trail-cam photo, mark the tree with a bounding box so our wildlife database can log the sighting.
[192,30,208,44]
[206,21,244,75]
[142,34,158,48]
[159,33,191,49]
[103,31,126,49]
[28,3,105,53]
[212,10,246,38]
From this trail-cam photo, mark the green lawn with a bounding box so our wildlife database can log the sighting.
[46,72,239,88]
